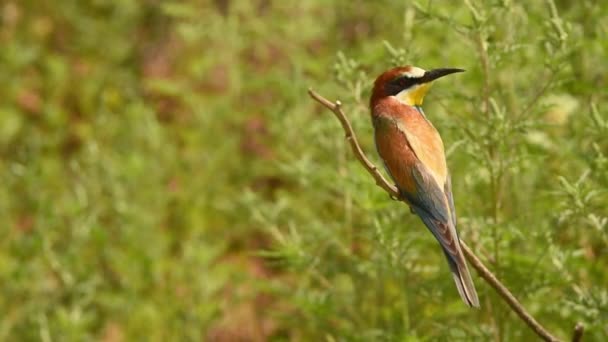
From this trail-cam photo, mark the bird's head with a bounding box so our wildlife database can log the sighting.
[370,65,464,109]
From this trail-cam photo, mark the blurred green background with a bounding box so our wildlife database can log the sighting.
[1,0,607,341]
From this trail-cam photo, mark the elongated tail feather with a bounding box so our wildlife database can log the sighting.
[412,205,480,307]
[442,249,479,307]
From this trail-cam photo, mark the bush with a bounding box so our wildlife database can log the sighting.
[0,0,606,340]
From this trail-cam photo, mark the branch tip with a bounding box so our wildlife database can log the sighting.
[571,322,584,342]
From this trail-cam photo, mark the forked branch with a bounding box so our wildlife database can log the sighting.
[308,88,583,342]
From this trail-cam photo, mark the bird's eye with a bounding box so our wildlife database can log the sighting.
[387,76,417,95]
[397,76,415,88]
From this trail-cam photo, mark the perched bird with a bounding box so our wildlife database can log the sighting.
[370,66,479,307]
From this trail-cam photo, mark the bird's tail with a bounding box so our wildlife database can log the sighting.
[443,249,479,308]
[409,204,480,307]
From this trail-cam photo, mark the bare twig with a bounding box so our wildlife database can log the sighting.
[308,89,399,197]
[460,243,560,342]
[571,322,584,342]
[308,88,580,342]
[516,73,555,120]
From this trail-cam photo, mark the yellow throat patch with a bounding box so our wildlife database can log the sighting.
[396,83,432,106]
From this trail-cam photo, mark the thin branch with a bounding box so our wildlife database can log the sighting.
[516,72,555,120]
[460,242,559,342]
[475,31,491,118]
[308,88,581,342]
[308,89,399,198]
[571,322,584,342]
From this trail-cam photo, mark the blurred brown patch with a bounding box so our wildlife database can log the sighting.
[16,88,42,116]
[213,0,231,16]
[207,301,276,342]
[256,0,272,15]
[141,41,175,80]
[341,19,371,44]
[225,231,274,261]
[2,2,21,29]
[199,63,231,95]
[584,237,604,261]
[60,91,86,156]
[242,42,287,72]
[241,89,276,110]
[100,322,124,342]
[139,37,194,124]
[154,97,188,124]
[246,231,273,255]
[167,176,180,193]
[240,116,273,160]
[61,131,83,157]
[337,10,372,44]
[207,252,281,342]
[305,38,326,56]
[251,176,287,198]
[14,214,34,233]
[72,57,92,77]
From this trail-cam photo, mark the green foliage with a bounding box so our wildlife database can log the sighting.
[0,0,607,340]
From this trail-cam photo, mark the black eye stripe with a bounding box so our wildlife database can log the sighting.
[385,76,420,96]
[400,77,416,87]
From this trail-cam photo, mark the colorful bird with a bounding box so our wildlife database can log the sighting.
[370,66,479,307]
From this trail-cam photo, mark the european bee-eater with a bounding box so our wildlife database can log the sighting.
[370,66,479,307]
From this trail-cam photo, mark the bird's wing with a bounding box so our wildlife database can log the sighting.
[374,114,457,255]
[407,163,459,257]
[444,173,457,228]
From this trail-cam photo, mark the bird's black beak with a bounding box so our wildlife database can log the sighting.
[422,68,465,83]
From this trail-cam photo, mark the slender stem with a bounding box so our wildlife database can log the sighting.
[308,88,582,342]
[308,89,399,198]
[468,13,502,336]
[476,32,491,119]
[571,322,584,342]
[460,243,559,342]
[516,72,555,120]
